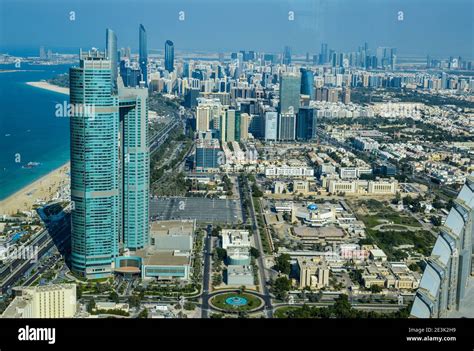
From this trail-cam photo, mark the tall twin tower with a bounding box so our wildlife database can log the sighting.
[69,27,149,279]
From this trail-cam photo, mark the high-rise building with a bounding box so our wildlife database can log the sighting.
[376,47,397,69]
[118,79,149,250]
[39,46,46,59]
[278,113,296,141]
[165,40,174,73]
[106,28,118,91]
[1,284,77,318]
[225,109,241,142]
[70,50,120,279]
[195,132,221,172]
[70,47,150,279]
[300,68,314,98]
[196,105,211,132]
[196,98,222,133]
[319,43,328,64]
[119,60,141,88]
[411,173,474,318]
[296,107,317,141]
[264,111,278,141]
[283,46,292,65]
[343,88,351,104]
[120,47,131,59]
[279,72,301,114]
[139,24,148,85]
[240,113,250,141]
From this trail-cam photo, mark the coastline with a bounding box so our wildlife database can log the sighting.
[0,162,70,216]
[26,81,69,95]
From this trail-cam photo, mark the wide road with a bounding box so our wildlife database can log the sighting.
[201,225,213,318]
[0,217,71,294]
[0,228,53,280]
[149,117,181,154]
[242,175,273,318]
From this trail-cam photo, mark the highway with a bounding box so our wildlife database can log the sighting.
[0,227,53,279]
[0,216,71,294]
[149,117,181,154]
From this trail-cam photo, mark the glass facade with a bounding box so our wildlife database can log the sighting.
[119,84,150,250]
[105,28,118,91]
[300,68,314,98]
[279,73,301,114]
[139,24,147,85]
[165,40,174,73]
[70,50,120,279]
[70,50,150,279]
[297,107,317,141]
[278,113,296,141]
[195,147,220,170]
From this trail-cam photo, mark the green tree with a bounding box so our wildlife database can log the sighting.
[370,285,383,293]
[430,215,442,226]
[274,254,291,275]
[138,308,148,319]
[109,291,120,303]
[128,294,141,308]
[272,276,292,300]
[249,247,260,259]
[87,298,96,313]
[183,302,196,311]
[214,248,227,262]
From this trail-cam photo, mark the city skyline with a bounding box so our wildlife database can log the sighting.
[1,0,473,58]
[0,0,473,344]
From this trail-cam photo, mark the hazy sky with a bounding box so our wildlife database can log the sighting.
[1,0,473,58]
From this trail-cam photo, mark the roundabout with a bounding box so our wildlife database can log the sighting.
[208,290,265,313]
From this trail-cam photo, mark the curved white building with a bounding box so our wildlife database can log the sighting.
[411,173,474,318]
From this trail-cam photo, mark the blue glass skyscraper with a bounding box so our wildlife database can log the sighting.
[297,107,317,141]
[118,80,149,250]
[70,50,120,279]
[70,46,150,279]
[165,40,174,73]
[283,45,291,65]
[300,68,314,99]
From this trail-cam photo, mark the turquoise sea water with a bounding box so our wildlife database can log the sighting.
[0,63,71,200]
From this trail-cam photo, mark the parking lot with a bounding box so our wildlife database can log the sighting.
[150,197,243,224]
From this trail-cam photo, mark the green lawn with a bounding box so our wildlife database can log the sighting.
[210,292,262,312]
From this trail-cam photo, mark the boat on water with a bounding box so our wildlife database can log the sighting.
[22,162,41,169]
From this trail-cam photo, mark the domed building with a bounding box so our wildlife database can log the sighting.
[294,203,337,227]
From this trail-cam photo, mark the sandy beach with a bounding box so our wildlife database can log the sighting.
[0,163,70,216]
[26,81,69,95]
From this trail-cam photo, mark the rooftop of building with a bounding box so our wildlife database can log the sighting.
[15,283,76,294]
[1,296,30,318]
[227,265,253,275]
[136,248,190,266]
[150,220,194,236]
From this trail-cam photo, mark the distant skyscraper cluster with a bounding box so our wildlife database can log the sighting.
[39,45,53,60]
[316,42,396,70]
